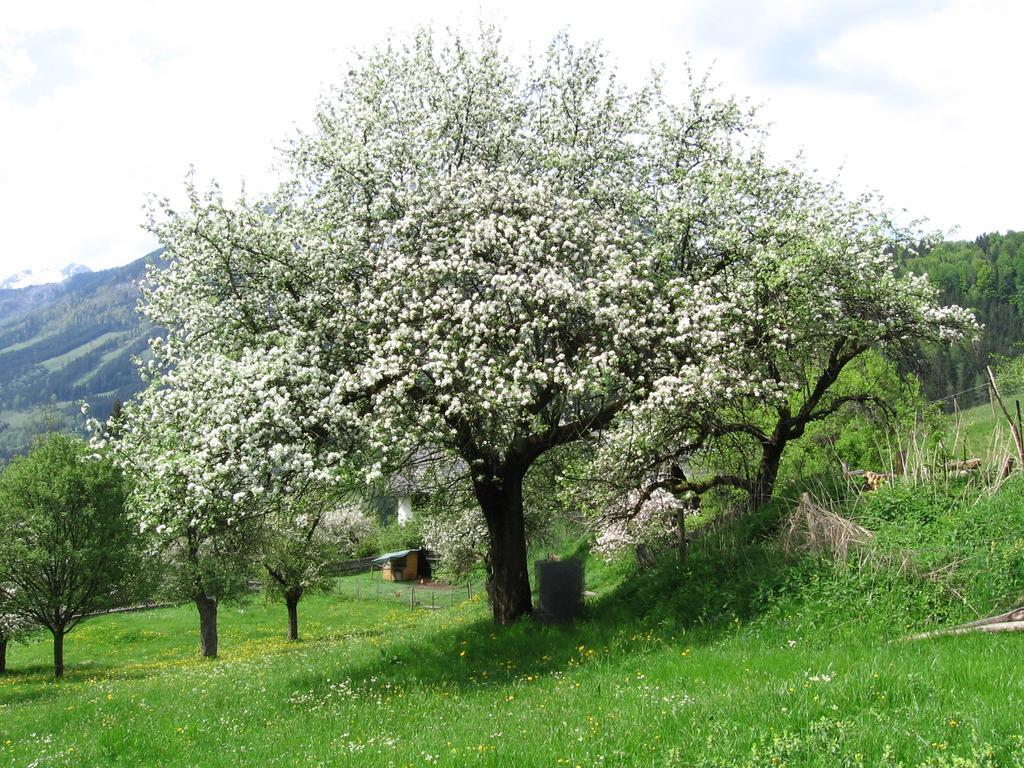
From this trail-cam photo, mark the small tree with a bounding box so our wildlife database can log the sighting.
[420,506,489,585]
[95,346,358,656]
[261,492,372,641]
[0,434,143,676]
[94,361,267,659]
[162,501,258,659]
[592,487,687,564]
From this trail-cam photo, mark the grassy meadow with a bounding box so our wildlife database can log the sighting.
[944,393,1022,464]
[3,480,1024,767]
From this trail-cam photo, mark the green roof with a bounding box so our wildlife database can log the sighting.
[371,549,418,564]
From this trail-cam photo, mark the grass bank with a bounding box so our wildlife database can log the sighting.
[2,481,1024,767]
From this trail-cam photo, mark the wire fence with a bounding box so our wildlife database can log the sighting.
[332,570,486,611]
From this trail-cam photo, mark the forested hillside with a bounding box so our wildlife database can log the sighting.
[905,230,1024,406]
[0,251,163,461]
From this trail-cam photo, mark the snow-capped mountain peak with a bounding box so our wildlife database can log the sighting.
[0,263,92,290]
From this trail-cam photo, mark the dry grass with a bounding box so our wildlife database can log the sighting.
[781,492,873,560]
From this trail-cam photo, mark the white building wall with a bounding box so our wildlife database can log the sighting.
[397,495,414,526]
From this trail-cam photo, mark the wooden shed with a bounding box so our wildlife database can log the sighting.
[372,549,433,582]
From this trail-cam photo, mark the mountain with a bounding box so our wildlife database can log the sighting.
[0,262,93,290]
[0,250,164,463]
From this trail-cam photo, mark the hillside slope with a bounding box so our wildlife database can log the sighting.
[0,251,162,462]
[4,479,1024,766]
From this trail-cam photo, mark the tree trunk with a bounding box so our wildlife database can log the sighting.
[635,544,656,570]
[53,628,64,678]
[676,505,687,562]
[474,469,533,625]
[195,595,218,658]
[0,638,7,674]
[285,589,302,641]
[752,440,786,510]
[671,462,696,561]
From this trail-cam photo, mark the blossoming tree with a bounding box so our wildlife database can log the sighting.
[131,30,772,624]
[135,27,964,623]
[98,351,316,657]
[0,597,35,674]
[259,492,373,641]
[586,159,977,556]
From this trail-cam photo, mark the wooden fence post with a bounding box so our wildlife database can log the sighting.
[987,366,1024,465]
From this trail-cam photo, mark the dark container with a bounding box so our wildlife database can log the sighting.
[535,558,584,624]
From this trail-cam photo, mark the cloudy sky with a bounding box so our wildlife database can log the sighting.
[0,0,1020,279]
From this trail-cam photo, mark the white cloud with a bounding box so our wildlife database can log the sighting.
[0,0,1019,279]
[751,1,1024,235]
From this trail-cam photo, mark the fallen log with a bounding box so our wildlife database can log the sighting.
[945,457,982,474]
[906,606,1024,640]
[840,462,893,491]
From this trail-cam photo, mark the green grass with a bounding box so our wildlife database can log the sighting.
[75,337,144,387]
[0,334,62,355]
[331,569,486,608]
[946,394,1022,463]
[3,488,1024,767]
[39,331,129,373]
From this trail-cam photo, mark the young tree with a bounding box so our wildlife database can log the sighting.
[0,434,142,676]
[161,500,257,660]
[95,354,287,658]
[592,487,687,564]
[137,30,760,624]
[260,491,372,641]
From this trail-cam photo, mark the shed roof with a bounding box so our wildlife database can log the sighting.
[372,549,418,564]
